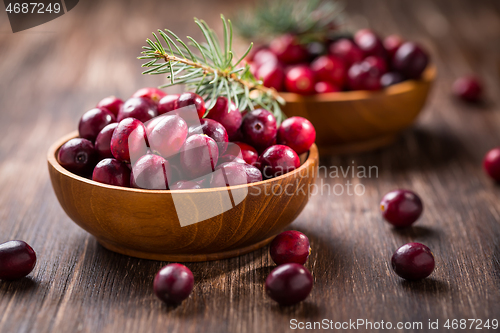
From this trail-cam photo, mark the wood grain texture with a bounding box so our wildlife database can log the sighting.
[0,0,500,332]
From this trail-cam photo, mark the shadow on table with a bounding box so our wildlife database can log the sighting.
[399,278,451,295]
[391,225,441,241]
[0,277,41,295]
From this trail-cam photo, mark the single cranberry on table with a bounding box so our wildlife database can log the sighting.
[269,34,309,64]
[58,138,98,176]
[110,118,148,163]
[96,96,124,117]
[256,62,285,91]
[310,55,346,87]
[169,180,202,190]
[329,38,364,67]
[206,96,242,140]
[154,263,194,305]
[131,154,171,190]
[258,145,300,179]
[189,119,228,155]
[95,123,118,159]
[380,189,423,227]
[270,230,310,265]
[78,108,116,142]
[177,92,206,119]
[265,263,313,306]
[92,158,131,187]
[391,242,435,281]
[148,115,188,159]
[284,65,316,95]
[314,81,340,94]
[354,29,387,59]
[234,142,258,165]
[277,117,316,155]
[380,72,405,88]
[241,109,277,153]
[347,60,383,91]
[383,34,404,59]
[392,42,429,79]
[0,240,37,280]
[131,87,167,103]
[117,97,158,123]
[157,94,180,115]
[180,134,219,179]
[452,76,483,103]
[483,147,500,182]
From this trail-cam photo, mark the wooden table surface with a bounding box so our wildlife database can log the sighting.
[1,0,500,332]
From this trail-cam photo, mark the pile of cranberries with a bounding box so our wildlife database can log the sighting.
[249,30,430,95]
[57,88,316,190]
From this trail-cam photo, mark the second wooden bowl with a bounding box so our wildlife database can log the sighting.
[48,132,319,262]
[280,65,436,154]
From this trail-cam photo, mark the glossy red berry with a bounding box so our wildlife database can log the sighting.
[483,147,500,181]
[258,145,300,179]
[270,230,310,265]
[354,29,387,59]
[277,117,316,155]
[256,62,285,91]
[96,96,124,116]
[206,96,242,140]
[347,60,383,91]
[177,92,206,119]
[241,109,277,153]
[364,56,388,75]
[284,65,315,95]
[131,154,171,190]
[234,142,258,165]
[191,119,229,155]
[383,34,404,59]
[95,123,118,159]
[252,48,279,67]
[117,97,158,123]
[78,108,116,142]
[157,94,180,115]
[452,76,483,103]
[314,81,340,94]
[149,115,188,159]
[243,163,263,183]
[92,158,131,187]
[392,42,429,79]
[380,190,423,227]
[265,263,313,306]
[180,134,219,179]
[269,34,309,64]
[0,240,37,280]
[380,72,405,87]
[329,38,364,67]
[391,243,435,280]
[110,118,148,163]
[310,55,346,87]
[131,87,167,103]
[210,162,249,188]
[58,138,98,176]
[154,263,194,305]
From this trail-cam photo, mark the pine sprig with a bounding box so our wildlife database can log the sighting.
[138,15,285,124]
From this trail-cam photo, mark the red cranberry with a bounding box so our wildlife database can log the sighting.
[452,76,483,103]
[96,96,124,116]
[314,81,340,94]
[241,109,277,153]
[243,163,262,183]
[347,60,383,91]
[190,119,228,155]
[95,123,118,159]
[269,34,309,64]
[364,56,388,74]
[92,158,131,187]
[270,230,310,265]
[158,94,180,115]
[149,115,188,159]
[206,96,242,140]
[277,117,316,155]
[483,147,500,181]
[284,65,315,95]
[391,243,435,281]
[131,154,171,190]
[0,240,36,280]
[58,138,98,176]
[131,87,167,103]
[380,190,423,227]
[258,145,300,179]
[310,55,346,87]
[383,34,404,59]
[177,92,206,119]
[117,97,158,123]
[380,72,405,87]
[329,39,364,67]
[354,29,387,59]
[153,263,194,305]
[210,162,249,188]
[252,48,279,67]
[170,180,202,190]
[78,108,116,142]
[256,62,285,91]
[110,118,148,163]
[392,42,429,79]
[234,142,258,165]
[218,143,244,164]
[265,263,313,306]
[180,134,219,179]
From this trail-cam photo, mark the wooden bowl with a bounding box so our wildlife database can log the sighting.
[280,65,436,154]
[47,132,319,262]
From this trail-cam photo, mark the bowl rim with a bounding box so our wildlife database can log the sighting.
[47,131,319,194]
[279,64,436,102]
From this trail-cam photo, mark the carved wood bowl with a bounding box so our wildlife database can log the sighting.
[47,131,319,262]
[280,65,436,154]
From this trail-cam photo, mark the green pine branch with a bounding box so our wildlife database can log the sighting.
[138,15,285,124]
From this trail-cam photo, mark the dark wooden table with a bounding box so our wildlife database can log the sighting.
[1,0,500,332]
